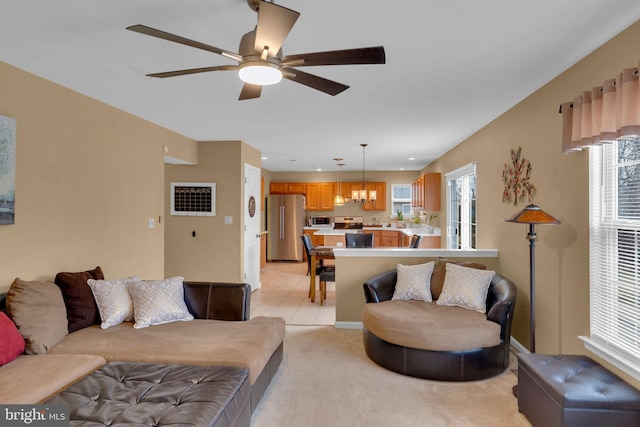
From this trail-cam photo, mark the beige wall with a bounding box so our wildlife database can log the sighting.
[0,61,197,291]
[423,20,640,386]
[164,140,261,282]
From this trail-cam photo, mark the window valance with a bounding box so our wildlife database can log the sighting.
[560,62,640,154]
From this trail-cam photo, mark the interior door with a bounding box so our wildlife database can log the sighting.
[244,163,261,291]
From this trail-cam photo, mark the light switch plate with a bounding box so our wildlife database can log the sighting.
[148,218,155,229]
[224,216,233,224]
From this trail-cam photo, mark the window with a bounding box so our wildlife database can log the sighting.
[582,137,640,379]
[445,163,476,249]
[392,184,412,218]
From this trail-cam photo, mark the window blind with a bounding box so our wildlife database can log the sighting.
[585,138,640,378]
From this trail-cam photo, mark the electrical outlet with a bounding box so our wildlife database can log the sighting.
[148,218,155,229]
[224,216,233,225]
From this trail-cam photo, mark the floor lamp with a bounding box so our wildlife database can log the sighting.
[505,204,559,396]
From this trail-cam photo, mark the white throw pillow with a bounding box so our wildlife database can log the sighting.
[392,262,435,302]
[88,276,140,329]
[436,263,495,313]
[126,277,193,329]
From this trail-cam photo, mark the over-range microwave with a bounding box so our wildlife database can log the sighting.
[310,216,332,227]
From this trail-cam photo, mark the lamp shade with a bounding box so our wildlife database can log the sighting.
[505,204,560,225]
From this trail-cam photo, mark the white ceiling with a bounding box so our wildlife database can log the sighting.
[2,1,640,172]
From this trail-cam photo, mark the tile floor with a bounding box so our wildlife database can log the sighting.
[250,261,336,325]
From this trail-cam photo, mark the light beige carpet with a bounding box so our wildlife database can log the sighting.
[251,325,531,427]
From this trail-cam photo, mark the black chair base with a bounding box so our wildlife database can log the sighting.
[363,327,510,381]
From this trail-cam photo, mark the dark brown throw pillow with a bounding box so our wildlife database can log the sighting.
[430,258,486,300]
[55,266,104,333]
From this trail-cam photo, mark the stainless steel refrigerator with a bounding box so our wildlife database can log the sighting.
[267,194,305,261]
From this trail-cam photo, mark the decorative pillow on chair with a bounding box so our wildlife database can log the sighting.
[88,276,140,329]
[392,262,435,302]
[430,258,487,300]
[0,312,25,365]
[436,263,495,313]
[126,277,193,329]
[6,278,68,354]
[55,266,104,333]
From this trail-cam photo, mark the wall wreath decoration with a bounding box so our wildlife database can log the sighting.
[502,146,537,206]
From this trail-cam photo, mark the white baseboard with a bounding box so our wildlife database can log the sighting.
[510,336,529,354]
[334,321,363,329]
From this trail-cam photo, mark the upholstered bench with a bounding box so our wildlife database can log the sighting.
[45,361,251,427]
[518,354,640,427]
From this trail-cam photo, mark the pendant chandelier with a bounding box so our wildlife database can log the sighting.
[333,158,345,206]
[352,143,377,204]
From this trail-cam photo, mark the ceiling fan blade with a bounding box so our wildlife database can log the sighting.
[283,67,349,96]
[147,65,237,78]
[239,83,262,100]
[282,46,386,67]
[254,1,300,56]
[126,24,242,62]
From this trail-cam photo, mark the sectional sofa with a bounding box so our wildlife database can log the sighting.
[0,267,285,425]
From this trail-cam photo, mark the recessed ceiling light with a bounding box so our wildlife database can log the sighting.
[317,168,322,171]
[408,157,416,161]
[261,156,268,160]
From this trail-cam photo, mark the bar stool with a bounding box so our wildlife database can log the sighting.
[318,269,335,306]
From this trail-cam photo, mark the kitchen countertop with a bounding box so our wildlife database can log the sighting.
[307,226,441,237]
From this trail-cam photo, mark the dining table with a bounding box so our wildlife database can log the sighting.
[309,246,336,303]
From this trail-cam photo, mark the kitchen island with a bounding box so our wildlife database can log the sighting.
[309,226,442,248]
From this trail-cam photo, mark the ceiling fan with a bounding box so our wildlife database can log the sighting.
[126,0,385,100]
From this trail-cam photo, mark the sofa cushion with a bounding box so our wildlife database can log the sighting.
[126,277,194,329]
[0,354,106,404]
[430,258,486,300]
[392,262,434,302]
[55,266,104,333]
[362,299,500,351]
[49,316,286,385]
[87,276,139,329]
[6,278,68,354]
[0,312,25,365]
[437,263,495,313]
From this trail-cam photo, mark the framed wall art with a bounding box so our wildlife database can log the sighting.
[0,114,16,225]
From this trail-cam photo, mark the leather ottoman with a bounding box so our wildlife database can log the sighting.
[45,361,250,427]
[518,354,640,427]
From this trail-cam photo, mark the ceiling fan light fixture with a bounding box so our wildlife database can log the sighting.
[238,62,282,85]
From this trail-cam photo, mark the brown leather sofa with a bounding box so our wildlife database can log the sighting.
[0,281,285,420]
[362,269,517,381]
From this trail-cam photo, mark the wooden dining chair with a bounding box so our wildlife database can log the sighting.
[345,232,374,248]
[301,234,326,276]
[318,269,335,305]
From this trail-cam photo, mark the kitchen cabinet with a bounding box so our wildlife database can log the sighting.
[412,173,441,212]
[335,181,355,200]
[306,183,334,210]
[269,182,306,194]
[362,182,386,211]
[370,230,382,247]
[381,230,400,247]
[421,236,441,248]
